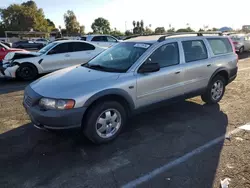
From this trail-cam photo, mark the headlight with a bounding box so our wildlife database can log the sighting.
[39,98,75,110]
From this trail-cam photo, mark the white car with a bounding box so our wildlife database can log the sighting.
[81,35,120,48]
[0,40,105,80]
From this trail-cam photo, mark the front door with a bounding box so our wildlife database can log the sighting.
[136,42,184,108]
[40,43,71,72]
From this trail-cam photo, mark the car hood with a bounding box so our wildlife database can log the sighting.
[30,66,121,98]
[4,51,41,61]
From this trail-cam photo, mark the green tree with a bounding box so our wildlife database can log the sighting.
[125,30,133,36]
[0,1,52,32]
[46,19,55,28]
[167,27,175,32]
[198,28,205,32]
[91,17,111,34]
[155,27,165,34]
[176,27,194,32]
[132,21,136,28]
[144,27,153,34]
[64,10,80,34]
[110,28,124,36]
[80,25,85,35]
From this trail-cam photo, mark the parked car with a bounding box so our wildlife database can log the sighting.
[230,34,250,53]
[0,40,105,80]
[0,42,26,61]
[23,33,238,144]
[81,35,120,48]
[12,40,44,49]
[1,41,12,48]
[34,38,49,45]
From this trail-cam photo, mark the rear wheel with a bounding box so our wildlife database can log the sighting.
[201,75,226,104]
[16,64,38,81]
[83,101,127,144]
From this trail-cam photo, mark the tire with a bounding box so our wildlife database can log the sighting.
[201,75,226,104]
[83,101,127,144]
[16,64,38,81]
[239,46,244,54]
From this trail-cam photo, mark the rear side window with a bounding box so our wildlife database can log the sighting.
[207,38,233,55]
[49,43,69,54]
[72,42,95,51]
[182,40,208,63]
[91,36,107,42]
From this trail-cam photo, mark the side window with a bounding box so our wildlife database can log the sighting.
[107,36,117,42]
[182,40,208,62]
[72,42,95,51]
[91,36,107,42]
[146,42,179,68]
[48,43,69,54]
[207,38,233,55]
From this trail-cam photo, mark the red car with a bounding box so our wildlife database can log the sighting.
[0,42,26,61]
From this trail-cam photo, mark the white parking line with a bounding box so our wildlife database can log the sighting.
[122,124,250,188]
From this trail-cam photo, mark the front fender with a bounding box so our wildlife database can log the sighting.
[84,88,135,110]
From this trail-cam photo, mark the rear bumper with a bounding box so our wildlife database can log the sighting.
[228,67,238,84]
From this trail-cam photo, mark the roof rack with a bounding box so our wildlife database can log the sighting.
[157,32,223,42]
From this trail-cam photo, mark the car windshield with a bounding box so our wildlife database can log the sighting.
[83,42,151,72]
[38,42,57,54]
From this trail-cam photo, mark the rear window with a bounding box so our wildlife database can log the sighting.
[207,38,233,55]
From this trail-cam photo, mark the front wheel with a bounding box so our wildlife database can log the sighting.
[83,101,127,144]
[201,75,226,104]
[16,64,38,81]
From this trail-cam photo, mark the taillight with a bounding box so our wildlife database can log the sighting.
[228,37,238,62]
[233,41,238,45]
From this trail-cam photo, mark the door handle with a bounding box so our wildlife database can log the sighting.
[207,64,211,67]
[65,54,70,57]
[175,71,181,74]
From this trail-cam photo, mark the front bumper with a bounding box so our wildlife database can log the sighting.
[0,63,18,78]
[23,86,86,129]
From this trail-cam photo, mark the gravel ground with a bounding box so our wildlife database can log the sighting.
[1,54,250,188]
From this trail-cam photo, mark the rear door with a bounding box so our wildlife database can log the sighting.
[68,42,101,66]
[136,42,185,108]
[181,39,214,94]
[40,43,71,72]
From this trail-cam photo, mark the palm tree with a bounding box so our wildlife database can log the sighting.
[140,20,144,29]
[136,21,140,28]
[132,21,136,28]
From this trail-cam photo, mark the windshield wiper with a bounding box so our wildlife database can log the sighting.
[83,64,125,73]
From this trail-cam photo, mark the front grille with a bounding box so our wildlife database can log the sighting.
[25,95,32,107]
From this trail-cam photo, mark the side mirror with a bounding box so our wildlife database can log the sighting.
[0,47,5,52]
[138,63,160,73]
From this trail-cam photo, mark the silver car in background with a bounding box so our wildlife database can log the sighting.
[230,34,250,53]
[23,32,238,144]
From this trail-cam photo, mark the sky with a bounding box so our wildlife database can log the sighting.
[1,0,250,32]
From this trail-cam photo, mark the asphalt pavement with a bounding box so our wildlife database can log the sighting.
[1,52,250,188]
